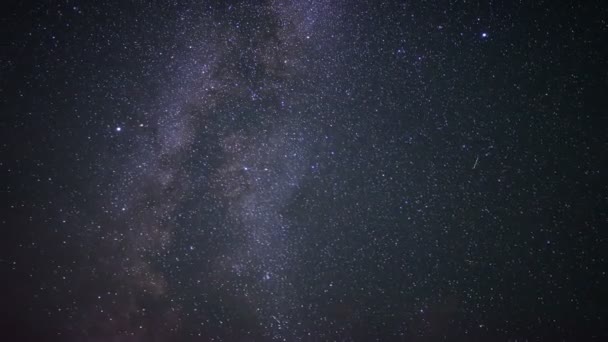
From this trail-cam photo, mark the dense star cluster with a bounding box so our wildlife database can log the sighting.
[2,1,607,341]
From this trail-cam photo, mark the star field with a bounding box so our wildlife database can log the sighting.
[2,1,607,341]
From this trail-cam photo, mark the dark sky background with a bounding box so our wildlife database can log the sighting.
[1,0,607,341]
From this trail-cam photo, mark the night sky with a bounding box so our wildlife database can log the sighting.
[2,1,607,341]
